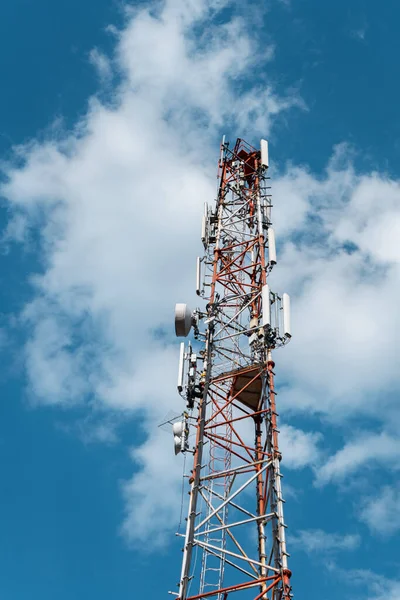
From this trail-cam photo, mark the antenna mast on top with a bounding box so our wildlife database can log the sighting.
[171,137,293,600]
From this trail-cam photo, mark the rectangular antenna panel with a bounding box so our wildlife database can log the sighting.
[262,284,271,327]
[268,227,277,265]
[282,293,291,338]
[196,257,201,296]
[202,202,208,243]
[260,139,269,168]
[201,215,206,244]
[177,342,185,392]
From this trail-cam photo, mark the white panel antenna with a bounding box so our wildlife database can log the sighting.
[201,215,206,245]
[196,257,201,296]
[177,342,185,393]
[262,284,271,327]
[175,304,192,337]
[282,293,291,338]
[201,202,207,241]
[268,227,277,265]
[202,203,209,250]
[260,139,269,169]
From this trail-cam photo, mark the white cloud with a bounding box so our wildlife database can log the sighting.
[1,212,29,246]
[89,48,113,82]
[290,529,360,553]
[315,432,400,486]
[363,573,400,600]
[368,578,400,600]
[271,159,400,425]
[0,0,301,544]
[121,428,186,547]
[331,567,400,600]
[360,486,400,537]
[24,314,90,405]
[279,424,322,469]
[1,0,400,551]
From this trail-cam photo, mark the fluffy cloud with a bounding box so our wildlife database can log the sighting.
[360,486,400,537]
[0,0,300,543]
[279,424,322,469]
[362,573,400,600]
[1,0,400,549]
[290,528,360,553]
[315,432,400,486]
[89,48,113,83]
[121,428,186,547]
[271,158,400,429]
[332,567,400,600]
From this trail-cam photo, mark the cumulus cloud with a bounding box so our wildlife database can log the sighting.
[360,486,400,537]
[89,48,113,83]
[121,428,186,547]
[290,529,360,553]
[0,0,301,544]
[271,157,400,426]
[1,0,400,549]
[331,566,400,600]
[359,572,400,600]
[315,432,400,486]
[279,424,322,469]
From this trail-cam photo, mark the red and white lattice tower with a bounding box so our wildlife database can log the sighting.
[171,137,293,600]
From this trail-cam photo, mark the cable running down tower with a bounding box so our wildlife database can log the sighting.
[172,137,293,600]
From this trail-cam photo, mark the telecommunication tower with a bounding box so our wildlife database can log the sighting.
[171,137,293,600]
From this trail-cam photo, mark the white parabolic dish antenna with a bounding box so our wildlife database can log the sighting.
[175,303,192,337]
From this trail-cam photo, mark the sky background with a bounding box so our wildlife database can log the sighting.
[0,1,399,599]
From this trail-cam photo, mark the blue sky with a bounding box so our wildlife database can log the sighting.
[0,1,399,599]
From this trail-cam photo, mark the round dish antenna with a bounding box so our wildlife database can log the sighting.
[175,303,192,337]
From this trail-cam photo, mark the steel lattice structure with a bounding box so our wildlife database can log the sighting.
[171,137,293,600]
